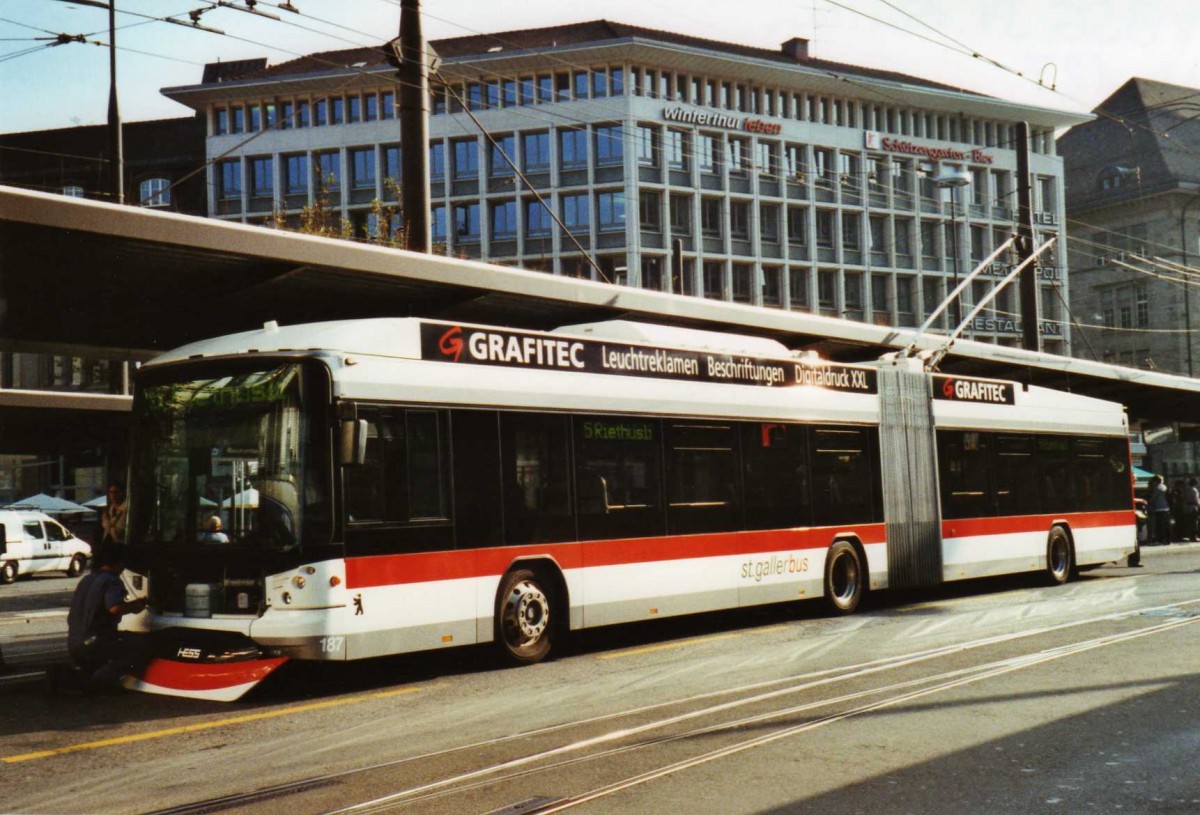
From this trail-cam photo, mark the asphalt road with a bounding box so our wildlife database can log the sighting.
[3,543,1200,815]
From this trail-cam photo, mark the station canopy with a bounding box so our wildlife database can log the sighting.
[3,185,1198,423]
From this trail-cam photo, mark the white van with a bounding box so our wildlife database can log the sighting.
[0,510,92,584]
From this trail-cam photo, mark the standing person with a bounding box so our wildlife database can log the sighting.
[100,482,128,545]
[1172,480,1186,541]
[64,542,147,692]
[1149,476,1172,545]
[1186,478,1200,542]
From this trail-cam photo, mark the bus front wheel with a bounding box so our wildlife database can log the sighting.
[495,568,555,665]
[1046,526,1074,585]
[1,561,16,584]
[824,541,865,615]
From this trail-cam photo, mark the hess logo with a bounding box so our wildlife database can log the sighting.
[439,325,464,362]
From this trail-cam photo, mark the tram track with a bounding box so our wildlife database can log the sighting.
[133,597,1200,815]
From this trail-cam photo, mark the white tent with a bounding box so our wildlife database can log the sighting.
[6,493,96,517]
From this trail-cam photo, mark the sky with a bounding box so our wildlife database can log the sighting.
[0,0,1197,134]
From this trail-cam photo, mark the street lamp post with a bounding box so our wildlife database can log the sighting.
[933,170,972,330]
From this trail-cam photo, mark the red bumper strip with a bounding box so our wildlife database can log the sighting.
[139,657,288,692]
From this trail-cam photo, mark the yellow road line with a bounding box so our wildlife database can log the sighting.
[597,632,738,660]
[746,624,789,635]
[3,686,422,764]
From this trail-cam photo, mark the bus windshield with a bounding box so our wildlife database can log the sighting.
[129,362,323,551]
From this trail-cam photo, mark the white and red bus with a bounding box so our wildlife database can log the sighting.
[120,318,1136,699]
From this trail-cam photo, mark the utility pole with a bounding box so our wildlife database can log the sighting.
[386,0,431,252]
[108,0,123,203]
[1015,121,1040,352]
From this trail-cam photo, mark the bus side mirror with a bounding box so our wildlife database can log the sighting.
[339,419,368,466]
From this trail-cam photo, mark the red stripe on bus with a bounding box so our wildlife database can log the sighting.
[138,657,288,692]
[942,509,1134,539]
[345,524,887,589]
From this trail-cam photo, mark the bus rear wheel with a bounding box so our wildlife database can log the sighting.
[67,554,86,578]
[495,568,555,665]
[824,541,864,615]
[1046,526,1074,585]
[1,561,16,584]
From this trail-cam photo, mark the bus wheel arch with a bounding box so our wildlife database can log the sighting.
[494,559,568,666]
[1046,524,1075,585]
[824,537,867,615]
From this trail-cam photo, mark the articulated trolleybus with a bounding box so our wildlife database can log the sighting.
[120,318,1136,700]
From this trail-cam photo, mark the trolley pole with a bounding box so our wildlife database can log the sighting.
[386,0,431,253]
[1015,122,1040,352]
[108,0,124,204]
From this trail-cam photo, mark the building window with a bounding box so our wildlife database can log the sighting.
[636,126,658,167]
[789,268,809,308]
[573,71,589,99]
[895,218,913,256]
[485,81,500,109]
[816,210,835,247]
[284,154,308,195]
[429,142,445,180]
[595,125,623,166]
[349,147,375,189]
[639,190,661,232]
[669,194,691,233]
[845,273,863,310]
[611,67,624,96]
[523,131,550,172]
[330,97,344,125]
[703,262,724,299]
[364,94,378,121]
[814,148,834,188]
[490,134,515,177]
[732,264,752,303]
[314,99,328,127]
[231,106,245,134]
[526,199,551,237]
[454,202,480,242]
[381,91,395,119]
[730,201,750,240]
[727,137,749,175]
[818,270,836,308]
[383,145,400,185]
[559,128,588,169]
[62,185,86,198]
[217,160,241,199]
[665,130,688,170]
[491,200,517,239]
[596,191,625,232]
[315,152,340,190]
[756,142,779,178]
[561,193,590,233]
[247,104,261,133]
[452,138,479,180]
[502,79,518,106]
[841,213,860,250]
[538,75,553,103]
[1135,282,1149,327]
[760,204,780,243]
[139,177,170,207]
[787,207,807,245]
[762,267,782,306]
[297,100,310,128]
[698,133,720,174]
[431,205,446,242]
[214,107,228,135]
[701,198,722,237]
[250,156,273,198]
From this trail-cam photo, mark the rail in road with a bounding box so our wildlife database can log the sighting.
[5,547,1200,815]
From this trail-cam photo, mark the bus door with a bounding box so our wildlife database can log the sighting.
[877,367,942,588]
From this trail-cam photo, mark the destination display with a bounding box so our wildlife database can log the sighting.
[420,323,878,393]
[932,375,1016,405]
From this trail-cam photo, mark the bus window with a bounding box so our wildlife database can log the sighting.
[742,422,811,530]
[451,409,503,549]
[344,407,453,555]
[994,434,1038,516]
[811,426,877,526]
[574,416,664,541]
[936,430,992,520]
[500,413,574,544]
[665,422,740,535]
[1075,437,1129,511]
[1037,435,1076,512]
